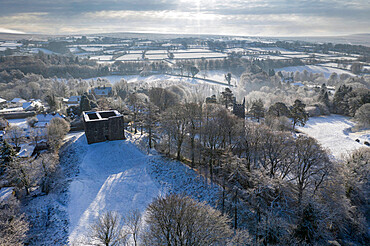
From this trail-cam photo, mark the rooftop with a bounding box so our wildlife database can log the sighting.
[83,110,121,122]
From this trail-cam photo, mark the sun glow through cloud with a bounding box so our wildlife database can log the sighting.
[0,0,368,36]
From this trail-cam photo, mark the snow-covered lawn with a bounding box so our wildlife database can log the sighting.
[298,115,369,160]
[67,133,220,245]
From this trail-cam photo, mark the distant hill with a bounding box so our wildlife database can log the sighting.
[275,33,370,47]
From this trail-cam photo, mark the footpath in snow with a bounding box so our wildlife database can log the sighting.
[298,114,369,160]
[67,133,220,245]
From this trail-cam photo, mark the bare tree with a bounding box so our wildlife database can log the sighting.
[5,126,24,149]
[90,211,127,246]
[144,194,232,246]
[140,101,159,150]
[29,128,46,146]
[127,92,147,134]
[0,196,29,246]
[36,153,58,194]
[161,104,189,160]
[123,209,142,246]
[7,158,40,195]
[148,87,178,112]
[291,136,331,205]
[47,117,70,151]
[260,131,293,178]
[184,102,202,167]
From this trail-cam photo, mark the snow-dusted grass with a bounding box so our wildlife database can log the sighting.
[275,65,355,78]
[67,133,221,245]
[298,114,369,160]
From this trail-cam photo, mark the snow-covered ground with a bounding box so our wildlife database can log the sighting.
[298,114,369,160]
[67,133,220,245]
[85,70,238,86]
[275,65,355,78]
[8,118,28,129]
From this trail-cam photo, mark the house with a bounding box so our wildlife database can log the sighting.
[10,98,27,106]
[91,86,112,98]
[35,113,63,128]
[22,100,43,111]
[17,144,36,158]
[82,110,124,144]
[0,98,6,105]
[66,96,81,106]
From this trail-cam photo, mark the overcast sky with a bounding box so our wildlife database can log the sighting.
[0,0,369,36]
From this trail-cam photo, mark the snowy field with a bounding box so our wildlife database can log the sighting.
[89,55,113,61]
[67,133,221,245]
[85,70,238,86]
[298,114,369,160]
[275,65,355,78]
[29,48,57,54]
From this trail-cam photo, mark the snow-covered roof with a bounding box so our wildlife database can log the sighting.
[83,110,121,122]
[94,87,112,96]
[17,144,35,158]
[68,96,81,103]
[0,187,15,203]
[11,98,27,104]
[22,101,43,110]
[36,113,62,123]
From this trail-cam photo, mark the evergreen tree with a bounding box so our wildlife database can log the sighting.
[318,83,330,106]
[220,88,234,108]
[290,99,308,130]
[294,203,319,244]
[333,85,352,115]
[0,140,16,174]
[268,102,290,117]
[250,99,265,122]
[225,72,232,85]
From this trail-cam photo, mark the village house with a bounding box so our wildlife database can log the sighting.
[35,113,63,128]
[66,96,81,106]
[22,100,43,111]
[10,98,27,106]
[91,86,112,98]
[0,97,6,106]
[82,110,124,144]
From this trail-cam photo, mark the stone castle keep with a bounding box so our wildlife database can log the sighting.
[82,110,125,144]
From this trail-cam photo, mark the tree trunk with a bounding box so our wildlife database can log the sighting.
[191,136,195,167]
[148,126,152,149]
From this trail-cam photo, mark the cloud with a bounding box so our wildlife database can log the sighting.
[0,0,369,36]
[0,27,26,34]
